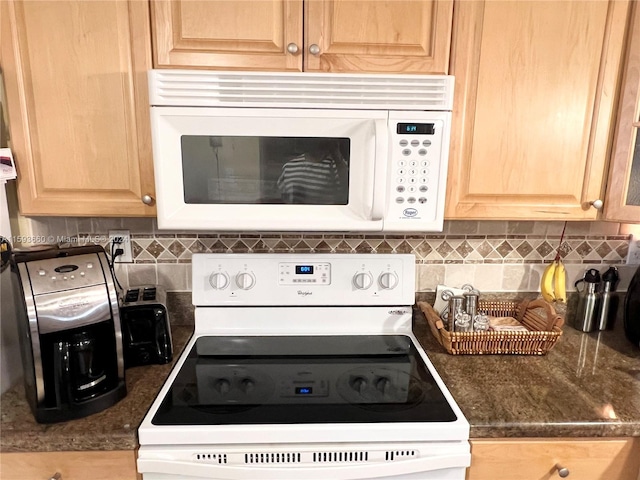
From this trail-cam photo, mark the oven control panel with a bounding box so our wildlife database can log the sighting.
[192,254,415,306]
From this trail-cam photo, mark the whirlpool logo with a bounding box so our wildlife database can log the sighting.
[403,208,418,217]
[297,290,313,296]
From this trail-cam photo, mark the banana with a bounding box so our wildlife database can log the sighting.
[540,260,557,302]
[553,259,567,303]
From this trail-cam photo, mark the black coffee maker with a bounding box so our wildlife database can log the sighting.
[12,245,126,423]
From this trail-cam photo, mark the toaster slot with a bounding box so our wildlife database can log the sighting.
[125,289,140,303]
[142,287,157,301]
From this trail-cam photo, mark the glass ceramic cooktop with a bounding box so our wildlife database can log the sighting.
[152,335,457,426]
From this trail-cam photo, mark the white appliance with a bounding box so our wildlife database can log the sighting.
[137,254,470,480]
[148,71,453,232]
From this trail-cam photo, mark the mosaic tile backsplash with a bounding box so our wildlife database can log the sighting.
[15,217,639,293]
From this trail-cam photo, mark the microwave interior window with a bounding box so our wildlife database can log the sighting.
[181,136,350,205]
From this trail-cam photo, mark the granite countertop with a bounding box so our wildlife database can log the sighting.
[413,301,640,438]
[2,299,639,453]
[0,326,193,453]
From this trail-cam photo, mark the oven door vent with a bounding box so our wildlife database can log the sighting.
[194,453,228,464]
[313,451,369,463]
[245,453,301,464]
[385,450,418,461]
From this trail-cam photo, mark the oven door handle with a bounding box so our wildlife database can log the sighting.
[138,452,471,479]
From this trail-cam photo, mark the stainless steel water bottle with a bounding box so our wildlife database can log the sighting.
[573,269,601,332]
[597,266,619,330]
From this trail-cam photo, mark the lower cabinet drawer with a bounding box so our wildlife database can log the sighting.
[0,450,139,480]
[468,438,640,480]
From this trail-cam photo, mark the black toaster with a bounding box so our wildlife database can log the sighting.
[119,285,173,368]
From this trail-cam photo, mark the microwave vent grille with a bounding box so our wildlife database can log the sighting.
[149,70,454,111]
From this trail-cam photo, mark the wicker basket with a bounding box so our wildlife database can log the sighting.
[418,299,564,355]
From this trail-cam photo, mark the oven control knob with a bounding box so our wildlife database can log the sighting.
[214,378,231,395]
[378,272,399,290]
[209,272,230,290]
[235,272,256,290]
[350,377,368,394]
[352,272,373,290]
[241,378,255,393]
[376,377,392,394]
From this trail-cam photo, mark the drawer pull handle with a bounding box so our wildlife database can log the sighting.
[555,464,570,477]
[49,473,62,480]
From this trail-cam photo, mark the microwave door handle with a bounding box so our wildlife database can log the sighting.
[370,117,389,221]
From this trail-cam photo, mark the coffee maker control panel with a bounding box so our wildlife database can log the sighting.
[26,254,107,295]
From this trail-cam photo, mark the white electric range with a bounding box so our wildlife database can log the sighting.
[137,254,470,480]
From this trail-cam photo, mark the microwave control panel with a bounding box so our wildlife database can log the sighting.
[385,111,451,232]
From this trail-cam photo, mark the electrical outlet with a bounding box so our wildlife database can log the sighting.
[627,235,640,265]
[108,230,133,263]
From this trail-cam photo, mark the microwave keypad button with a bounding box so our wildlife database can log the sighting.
[402,149,411,156]
[422,140,432,147]
[419,197,428,204]
[409,160,418,167]
[420,177,429,184]
[421,160,429,167]
[421,169,429,175]
[408,178,417,184]
[397,168,406,175]
[411,139,420,147]
[399,139,408,147]
[397,177,405,184]
[398,160,406,167]
[419,185,429,192]
[407,197,417,204]
[418,149,427,156]
[396,186,405,193]
[408,186,417,193]
[408,169,417,176]
[395,197,405,204]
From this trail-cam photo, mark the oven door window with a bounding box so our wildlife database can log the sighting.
[152,335,457,426]
[181,136,350,205]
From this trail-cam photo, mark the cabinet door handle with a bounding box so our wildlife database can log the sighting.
[309,44,321,55]
[49,473,62,480]
[142,194,155,206]
[555,464,570,477]
[286,43,299,54]
[590,199,603,210]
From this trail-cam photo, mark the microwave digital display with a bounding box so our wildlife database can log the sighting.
[295,265,314,274]
[397,123,435,135]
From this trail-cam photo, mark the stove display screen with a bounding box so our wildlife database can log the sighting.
[295,265,314,274]
[152,335,458,426]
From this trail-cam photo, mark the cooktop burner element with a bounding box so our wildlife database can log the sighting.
[138,254,470,480]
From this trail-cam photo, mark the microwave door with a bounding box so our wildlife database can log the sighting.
[150,107,387,232]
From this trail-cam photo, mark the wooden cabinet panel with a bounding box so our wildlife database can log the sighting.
[0,451,140,480]
[150,0,452,74]
[304,0,453,73]
[605,1,640,223]
[447,0,630,220]
[468,438,640,480]
[1,0,155,216]
[151,0,303,71]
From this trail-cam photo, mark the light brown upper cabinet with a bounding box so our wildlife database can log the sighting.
[446,0,631,220]
[1,0,156,216]
[150,0,453,74]
[605,1,640,223]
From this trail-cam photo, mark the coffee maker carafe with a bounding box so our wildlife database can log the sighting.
[12,245,126,423]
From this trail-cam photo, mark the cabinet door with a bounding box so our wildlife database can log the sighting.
[468,438,640,480]
[1,0,155,216]
[305,0,453,73]
[151,0,303,71]
[446,0,630,219]
[0,451,140,480]
[605,1,640,223]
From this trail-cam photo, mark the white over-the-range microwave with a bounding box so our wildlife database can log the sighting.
[148,70,453,232]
